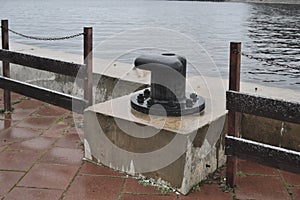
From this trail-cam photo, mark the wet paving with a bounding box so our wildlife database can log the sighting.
[0,89,299,199]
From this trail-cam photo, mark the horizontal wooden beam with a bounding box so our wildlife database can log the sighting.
[0,49,86,78]
[225,135,300,174]
[226,91,300,124]
[0,76,87,113]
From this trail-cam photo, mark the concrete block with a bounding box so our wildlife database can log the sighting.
[84,76,227,195]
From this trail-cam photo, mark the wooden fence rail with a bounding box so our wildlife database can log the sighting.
[0,19,93,113]
[226,136,300,175]
[0,76,87,113]
[0,49,87,78]
[226,91,300,124]
[225,42,300,187]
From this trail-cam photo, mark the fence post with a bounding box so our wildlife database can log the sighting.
[1,19,11,112]
[226,42,241,187]
[83,27,93,107]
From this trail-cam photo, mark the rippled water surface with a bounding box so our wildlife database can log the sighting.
[0,0,299,90]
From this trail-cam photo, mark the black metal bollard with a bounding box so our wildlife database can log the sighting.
[131,53,205,116]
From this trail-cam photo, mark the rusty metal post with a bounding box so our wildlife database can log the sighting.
[83,27,93,106]
[1,19,11,112]
[226,42,241,187]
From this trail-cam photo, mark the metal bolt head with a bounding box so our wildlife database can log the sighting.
[143,89,150,98]
[190,93,198,101]
[137,94,144,104]
[186,99,193,108]
[147,99,154,107]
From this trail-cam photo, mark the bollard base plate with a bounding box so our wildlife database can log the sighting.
[130,88,205,116]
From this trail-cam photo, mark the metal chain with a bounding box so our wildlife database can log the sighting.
[241,52,299,71]
[1,26,84,41]
[2,26,299,71]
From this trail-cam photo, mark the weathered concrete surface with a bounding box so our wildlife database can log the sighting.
[241,114,300,151]
[84,75,227,195]
[85,110,227,194]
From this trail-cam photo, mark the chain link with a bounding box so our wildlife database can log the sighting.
[241,52,299,71]
[2,26,299,71]
[1,26,84,41]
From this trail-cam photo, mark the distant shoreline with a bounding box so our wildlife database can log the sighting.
[225,0,300,4]
[171,0,300,4]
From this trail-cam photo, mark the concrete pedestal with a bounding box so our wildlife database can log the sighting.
[84,77,227,195]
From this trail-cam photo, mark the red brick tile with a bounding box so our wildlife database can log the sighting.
[63,175,124,200]
[0,171,24,198]
[55,134,82,149]
[10,110,34,121]
[64,126,84,139]
[18,163,78,189]
[280,170,300,186]
[40,147,83,166]
[0,150,41,171]
[80,161,125,177]
[35,106,68,117]
[235,176,290,200]
[65,127,78,134]
[61,115,74,125]
[121,194,177,200]
[42,124,68,138]
[291,187,300,200]
[11,92,23,102]
[0,127,41,144]
[17,117,57,130]
[13,99,44,111]
[178,184,232,200]
[0,145,7,152]
[0,140,14,147]
[5,187,63,200]
[123,178,164,194]
[8,137,55,151]
[238,159,279,176]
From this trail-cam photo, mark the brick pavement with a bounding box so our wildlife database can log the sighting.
[0,90,299,199]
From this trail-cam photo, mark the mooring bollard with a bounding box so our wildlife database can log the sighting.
[131,53,205,116]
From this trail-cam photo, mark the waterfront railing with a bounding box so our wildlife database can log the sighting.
[0,20,93,113]
[225,42,300,187]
